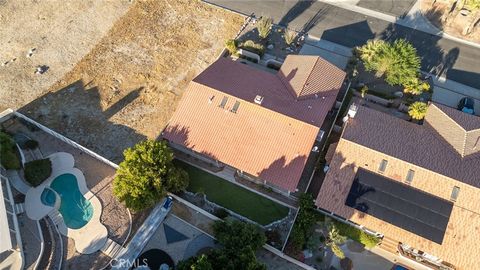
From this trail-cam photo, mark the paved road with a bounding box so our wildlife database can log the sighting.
[207,0,480,90]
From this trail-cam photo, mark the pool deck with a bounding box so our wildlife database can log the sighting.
[25,152,107,254]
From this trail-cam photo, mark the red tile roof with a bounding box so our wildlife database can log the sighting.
[164,57,345,191]
[278,55,346,100]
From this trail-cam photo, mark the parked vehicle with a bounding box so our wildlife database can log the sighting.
[457,97,475,115]
[390,264,411,270]
[162,196,173,211]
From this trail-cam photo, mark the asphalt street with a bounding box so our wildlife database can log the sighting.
[207,0,480,90]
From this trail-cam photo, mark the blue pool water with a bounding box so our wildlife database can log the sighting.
[49,173,93,229]
[40,188,56,207]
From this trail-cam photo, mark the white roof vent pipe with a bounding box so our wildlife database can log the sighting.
[254,95,264,105]
[343,103,358,123]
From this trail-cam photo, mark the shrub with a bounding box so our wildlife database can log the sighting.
[225,39,238,55]
[24,159,52,186]
[0,131,20,170]
[333,221,380,248]
[265,229,281,246]
[240,40,265,56]
[408,101,428,120]
[25,139,39,150]
[284,29,297,46]
[256,17,273,39]
[214,208,229,219]
[403,77,430,95]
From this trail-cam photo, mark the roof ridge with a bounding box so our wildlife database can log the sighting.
[300,56,320,97]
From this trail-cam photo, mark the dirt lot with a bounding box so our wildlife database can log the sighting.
[16,0,244,162]
[0,0,132,110]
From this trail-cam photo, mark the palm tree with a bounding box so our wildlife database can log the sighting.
[325,223,347,259]
[284,29,297,46]
[256,17,273,39]
[403,78,430,95]
[408,102,428,120]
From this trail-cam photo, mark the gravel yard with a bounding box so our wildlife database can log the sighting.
[15,0,244,162]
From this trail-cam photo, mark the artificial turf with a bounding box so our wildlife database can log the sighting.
[175,160,290,225]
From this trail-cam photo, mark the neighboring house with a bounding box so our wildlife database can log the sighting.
[316,103,480,270]
[0,168,23,270]
[163,55,346,195]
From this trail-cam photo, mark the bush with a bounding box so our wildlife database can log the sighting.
[240,40,265,56]
[408,101,428,120]
[0,132,20,170]
[333,221,380,248]
[25,139,39,150]
[24,159,52,186]
[214,208,229,219]
[284,29,297,46]
[265,230,281,246]
[225,39,238,55]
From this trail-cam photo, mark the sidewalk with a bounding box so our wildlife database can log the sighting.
[317,0,480,49]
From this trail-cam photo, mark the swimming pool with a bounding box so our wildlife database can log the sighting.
[50,173,93,229]
[40,188,56,207]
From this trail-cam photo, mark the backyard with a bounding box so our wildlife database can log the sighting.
[174,160,289,226]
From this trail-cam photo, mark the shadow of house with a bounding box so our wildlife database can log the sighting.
[321,20,375,48]
[18,79,147,163]
[278,0,316,27]
[257,155,307,194]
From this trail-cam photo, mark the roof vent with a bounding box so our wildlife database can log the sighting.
[254,95,264,105]
[347,103,358,118]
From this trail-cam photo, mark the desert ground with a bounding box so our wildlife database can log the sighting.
[0,0,132,110]
[3,0,243,161]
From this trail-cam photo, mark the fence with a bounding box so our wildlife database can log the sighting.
[0,109,119,169]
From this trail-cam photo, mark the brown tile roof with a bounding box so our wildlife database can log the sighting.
[315,140,480,270]
[342,105,480,189]
[164,57,344,191]
[278,55,346,100]
[431,102,480,131]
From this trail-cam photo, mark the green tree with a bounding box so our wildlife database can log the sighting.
[357,39,421,86]
[326,223,347,259]
[290,193,317,248]
[403,77,430,95]
[408,102,428,120]
[113,140,189,211]
[213,220,266,251]
[0,132,20,170]
[256,17,273,39]
[177,254,213,270]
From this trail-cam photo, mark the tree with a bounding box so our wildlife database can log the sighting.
[284,29,297,46]
[408,102,428,120]
[0,131,20,170]
[179,220,267,270]
[290,193,317,249]
[213,220,266,251]
[225,39,238,55]
[403,77,430,95]
[326,223,347,259]
[113,140,189,211]
[357,39,421,86]
[256,17,273,39]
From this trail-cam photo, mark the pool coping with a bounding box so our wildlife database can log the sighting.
[24,152,107,254]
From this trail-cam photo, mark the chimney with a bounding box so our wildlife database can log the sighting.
[254,95,264,105]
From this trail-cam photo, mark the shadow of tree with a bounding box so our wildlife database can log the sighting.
[278,0,316,28]
[18,79,147,162]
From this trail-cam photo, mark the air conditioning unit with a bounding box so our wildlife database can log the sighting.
[254,95,264,105]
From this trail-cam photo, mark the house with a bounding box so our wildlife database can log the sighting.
[163,55,346,195]
[0,169,23,269]
[316,102,480,270]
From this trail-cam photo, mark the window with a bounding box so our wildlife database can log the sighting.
[378,159,388,173]
[450,186,460,201]
[219,96,228,108]
[230,100,240,113]
[405,169,415,184]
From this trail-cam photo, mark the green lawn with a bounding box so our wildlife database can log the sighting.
[175,160,290,225]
